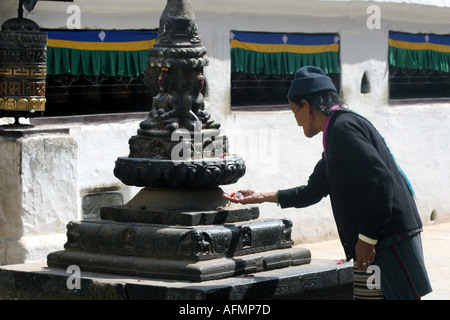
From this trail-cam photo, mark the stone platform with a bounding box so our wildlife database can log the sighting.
[46,217,309,282]
[45,186,312,282]
[99,187,260,226]
[0,258,353,300]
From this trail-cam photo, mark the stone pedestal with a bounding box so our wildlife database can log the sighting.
[47,187,310,282]
[0,259,354,300]
[0,126,78,265]
[47,217,309,282]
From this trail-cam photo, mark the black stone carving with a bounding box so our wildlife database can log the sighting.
[113,156,245,188]
[148,0,208,69]
[100,204,260,226]
[116,0,223,189]
[62,218,294,261]
[46,0,312,282]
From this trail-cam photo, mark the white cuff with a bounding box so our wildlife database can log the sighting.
[358,233,378,245]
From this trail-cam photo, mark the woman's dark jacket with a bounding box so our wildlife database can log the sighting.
[277,111,423,260]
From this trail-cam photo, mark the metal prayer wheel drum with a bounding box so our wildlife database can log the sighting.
[0,16,47,119]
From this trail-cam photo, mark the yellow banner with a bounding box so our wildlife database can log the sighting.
[230,40,339,54]
[47,39,156,51]
[389,39,450,53]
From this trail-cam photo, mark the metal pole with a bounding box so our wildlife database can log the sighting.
[18,0,24,19]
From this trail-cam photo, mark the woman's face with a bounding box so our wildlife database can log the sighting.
[289,100,320,138]
[290,100,314,138]
[290,101,303,125]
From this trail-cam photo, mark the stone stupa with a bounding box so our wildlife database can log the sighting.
[47,0,311,282]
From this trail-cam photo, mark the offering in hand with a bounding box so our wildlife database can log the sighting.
[229,191,244,200]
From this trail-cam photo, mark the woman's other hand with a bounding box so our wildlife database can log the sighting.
[355,238,376,272]
[222,190,277,205]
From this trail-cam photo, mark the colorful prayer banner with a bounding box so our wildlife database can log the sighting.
[230,31,340,75]
[46,30,157,76]
[389,31,450,72]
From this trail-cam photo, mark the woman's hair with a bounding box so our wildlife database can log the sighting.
[289,90,344,116]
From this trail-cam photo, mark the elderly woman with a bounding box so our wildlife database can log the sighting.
[224,66,432,300]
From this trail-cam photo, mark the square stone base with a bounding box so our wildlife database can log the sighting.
[0,259,353,300]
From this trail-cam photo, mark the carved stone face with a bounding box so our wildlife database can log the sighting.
[197,74,204,88]
[191,73,204,91]
[158,72,169,92]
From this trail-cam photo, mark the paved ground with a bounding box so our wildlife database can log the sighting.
[298,221,450,300]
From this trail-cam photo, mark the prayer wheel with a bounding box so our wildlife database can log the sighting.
[0,7,47,122]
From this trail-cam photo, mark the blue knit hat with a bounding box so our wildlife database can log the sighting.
[287,66,336,99]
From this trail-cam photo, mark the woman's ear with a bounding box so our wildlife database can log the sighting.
[301,99,311,113]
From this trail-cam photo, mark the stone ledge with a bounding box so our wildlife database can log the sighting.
[99,187,260,226]
[0,125,70,138]
[0,259,353,300]
[100,206,260,226]
[46,247,309,282]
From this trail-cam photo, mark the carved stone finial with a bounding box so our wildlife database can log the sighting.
[148,0,209,68]
[113,0,243,189]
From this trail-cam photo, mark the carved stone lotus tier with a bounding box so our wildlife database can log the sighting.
[114,155,246,189]
[114,127,246,188]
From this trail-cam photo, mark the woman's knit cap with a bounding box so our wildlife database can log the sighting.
[287,66,336,99]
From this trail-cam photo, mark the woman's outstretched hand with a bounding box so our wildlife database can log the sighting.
[222,190,277,205]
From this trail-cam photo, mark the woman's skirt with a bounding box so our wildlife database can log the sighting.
[353,231,432,300]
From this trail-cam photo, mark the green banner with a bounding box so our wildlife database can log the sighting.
[47,47,149,76]
[230,31,340,75]
[231,48,340,75]
[388,32,450,72]
[389,46,450,73]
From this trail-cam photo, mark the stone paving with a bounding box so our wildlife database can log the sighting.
[300,221,450,300]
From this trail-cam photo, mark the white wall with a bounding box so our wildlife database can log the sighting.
[68,121,142,213]
[1,0,449,250]
[0,132,78,263]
